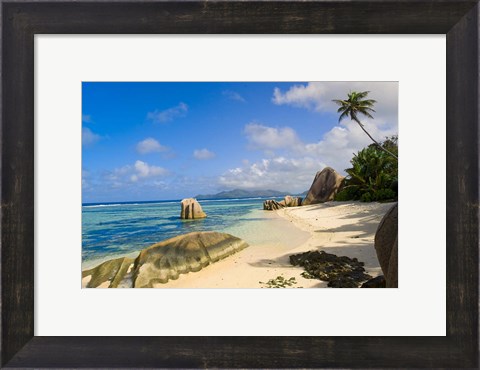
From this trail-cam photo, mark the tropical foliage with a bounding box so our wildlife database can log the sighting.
[335,136,398,202]
[333,91,398,160]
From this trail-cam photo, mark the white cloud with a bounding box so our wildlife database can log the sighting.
[193,148,215,160]
[133,160,167,179]
[272,83,328,110]
[244,122,302,150]
[82,114,93,123]
[219,157,321,193]
[300,119,397,172]
[103,160,169,185]
[136,138,169,154]
[82,127,101,146]
[222,90,246,102]
[82,170,91,190]
[272,82,398,126]
[147,102,188,123]
[219,120,397,193]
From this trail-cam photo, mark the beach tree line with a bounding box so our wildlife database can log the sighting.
[335,136,398,202]
[333,90,397,202]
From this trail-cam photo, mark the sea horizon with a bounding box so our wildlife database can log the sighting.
[82,195,284,208]
[81,196,294,269]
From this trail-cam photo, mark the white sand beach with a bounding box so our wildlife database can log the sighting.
[160,201,393,288]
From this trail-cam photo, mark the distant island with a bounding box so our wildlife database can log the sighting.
[195,189,292,200]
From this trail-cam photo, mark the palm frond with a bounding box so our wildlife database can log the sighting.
[332,99,347,106]
[361,99,377,106]
[355,91,371,99]
[361,111,375,120]
[338,110,350,122]
[359,106,376,112]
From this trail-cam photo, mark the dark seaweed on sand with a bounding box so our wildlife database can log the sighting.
[290,250,372,288]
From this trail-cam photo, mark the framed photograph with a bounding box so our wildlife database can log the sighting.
[80,81,399,290]
[2,1,478,368]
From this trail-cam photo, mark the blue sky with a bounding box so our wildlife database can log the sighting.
[82,82,398,203]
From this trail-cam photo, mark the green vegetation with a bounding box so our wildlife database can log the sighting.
[259,276,298,288]
[333,91,398,160]
[300,271,316,279]
[335,136,398,202]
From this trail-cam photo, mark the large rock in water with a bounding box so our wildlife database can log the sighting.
[132,231,248,287]
[180,198,206,219]
[374,203,398,288]
[82,257,135,288]
[302,167,345,205]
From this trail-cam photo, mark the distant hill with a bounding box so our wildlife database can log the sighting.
[194,189,288,200]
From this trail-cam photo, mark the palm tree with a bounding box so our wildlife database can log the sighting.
[333,91,398,160]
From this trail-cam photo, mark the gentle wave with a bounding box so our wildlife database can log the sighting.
[82,198,268,263]
[199,196,283,203]
[83,197,281,208]
[83,204,125,208]
[83,201,179,208]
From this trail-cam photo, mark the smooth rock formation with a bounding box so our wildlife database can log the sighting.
[132,231,248,287]
[361,275,386,288]
[263,199,285,210]
[374,203,398,288]
[82,257,135,288]
[263,196,302,210]
[82,232,249,288]
[386,237,398,288]
[180,198,207,219]
[284,195,302,207]
[302,167,345,205]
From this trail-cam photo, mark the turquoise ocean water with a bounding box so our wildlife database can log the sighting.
[82,197,303,268]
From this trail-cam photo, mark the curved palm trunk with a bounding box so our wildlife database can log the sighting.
[353,118,398,160]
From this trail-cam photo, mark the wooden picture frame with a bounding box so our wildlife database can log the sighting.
[2,1,478,367]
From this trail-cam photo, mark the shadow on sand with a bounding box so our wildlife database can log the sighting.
[248,241,381,271]
[312,205,386,239]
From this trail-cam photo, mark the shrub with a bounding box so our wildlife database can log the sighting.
[335,187,359,201]
[336,136,398,202]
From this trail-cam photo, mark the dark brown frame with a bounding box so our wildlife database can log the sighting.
[2,1,478,368]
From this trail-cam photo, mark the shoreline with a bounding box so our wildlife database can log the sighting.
[81,206,309,271]
[276,201,394,278]
[83,201,394,288]
[161,201,393,288]
[157,207,318,288]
